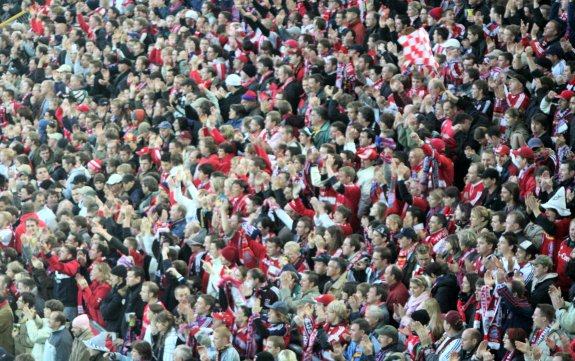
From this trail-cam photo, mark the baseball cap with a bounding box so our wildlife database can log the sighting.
[312,253,331,265]
[314,294,335,306]
[374,325,398,343]
[494,144,510,156]
[106,174,123,185]
[394,227,417,241]
[443,39,461,49]
[518,240,537,257]
[268,301,289,315]
[527,137,544,149]
[158,121,172,129]
[283,39,299,50]
[512,145,534,159]
[374,224,390,238]
[556,90,575,101]
[225,74,242,87]
[441,310,463,329]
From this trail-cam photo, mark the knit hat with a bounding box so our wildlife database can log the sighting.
[242,64,257,78]
[241,90,258,102]
[111,265,128,278]
[220,246,239,265]
[428,7,443,20]
[255,351,275,361]
[88,159,103,171]
[411,309,430,325]
[72,314,91,330]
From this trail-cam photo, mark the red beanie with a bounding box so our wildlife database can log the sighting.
[220,246,239,265]
[429,7,443,21]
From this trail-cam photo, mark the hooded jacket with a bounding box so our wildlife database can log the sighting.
[526,272,559,307]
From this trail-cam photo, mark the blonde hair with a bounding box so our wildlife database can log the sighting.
[95,262,112,284]
[278,350,298,361]
[327,300,348,321]
[410,275,430,290]
[283,241,300,254]
[422,298,444,341]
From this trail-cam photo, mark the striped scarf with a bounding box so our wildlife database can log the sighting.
[421,156,440,195]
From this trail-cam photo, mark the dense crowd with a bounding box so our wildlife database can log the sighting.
[2,0,575,360]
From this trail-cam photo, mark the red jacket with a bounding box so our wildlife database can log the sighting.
[518,165,536,200]
[81,281,111,327]
[421,143,454,188]
[14,214,47,254]
[348,18,366,45]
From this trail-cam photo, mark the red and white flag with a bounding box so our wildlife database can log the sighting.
[397,28,439,73]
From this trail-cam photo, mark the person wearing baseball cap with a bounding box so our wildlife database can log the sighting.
[511,145,536,199]
[494,144,518,184]
[374,325,400,353]
[528,255,558,306]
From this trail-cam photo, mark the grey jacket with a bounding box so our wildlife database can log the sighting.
[43,326,73,361]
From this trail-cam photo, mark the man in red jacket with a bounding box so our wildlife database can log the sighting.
[345,7,366,45]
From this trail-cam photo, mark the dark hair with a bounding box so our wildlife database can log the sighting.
[132,341,153,360]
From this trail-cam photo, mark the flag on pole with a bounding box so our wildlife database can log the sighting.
[397,28,439,73]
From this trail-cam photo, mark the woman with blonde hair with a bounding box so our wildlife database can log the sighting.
[422,298,444,341]
[470,206,491,232]
[394,275,430,328]
[77,261,112,327]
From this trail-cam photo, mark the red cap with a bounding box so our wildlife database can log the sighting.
[178,131,192,140]
[512,145,535,159]
[283,39,299,49]
[556,90,575,101]
[75,104,90,113]
[494,144,510,156]
[314,294,335,306]
[358,148,379,161]
[212,309,235,329]
[236,54,249,64]
[124,133,137,142]
[136,147,150,155]
[441,310,463,328]
[428,138,445,154]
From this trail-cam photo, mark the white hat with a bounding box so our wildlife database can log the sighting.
[83,332,112,352]
[541,187,571,217]
[106,174,123,185]
[443,39,461,49]
[185,10,199,20]
[56,64,72,73]
[225,74,242,87]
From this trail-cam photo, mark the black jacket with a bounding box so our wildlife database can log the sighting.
[482,186,505,211]
[430,273,460,313]
[526,273,558,307]
[120,283,146,337]
[101,284,126,334]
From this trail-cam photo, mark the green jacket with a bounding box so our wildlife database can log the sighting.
[313,121,331,149]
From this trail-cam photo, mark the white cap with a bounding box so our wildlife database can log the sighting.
[225,74,242,87]
[443,39,461,49]
[106,174,123,185]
